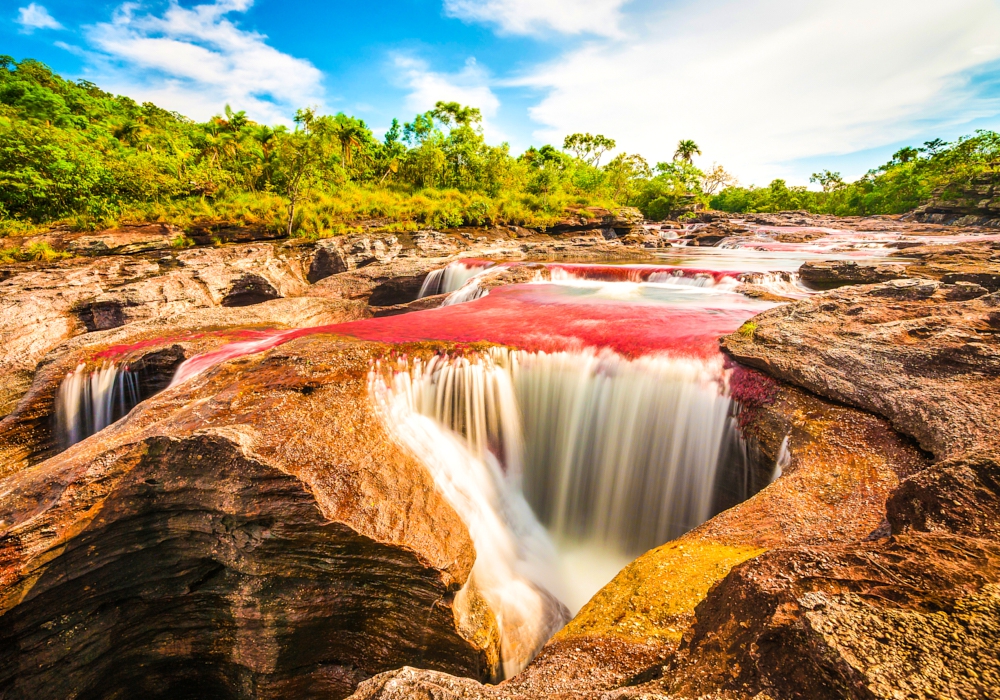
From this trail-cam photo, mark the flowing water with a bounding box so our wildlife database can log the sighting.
[55,363,141,449]
[371,348,746,619]
[113,225,1000,675]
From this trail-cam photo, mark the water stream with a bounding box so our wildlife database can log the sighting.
[55,363,141,449]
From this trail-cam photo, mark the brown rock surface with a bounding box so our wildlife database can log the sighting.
[0,336,504,699]
[721,282,1000,459]
[347,378,930,700]
[0,296,369,477]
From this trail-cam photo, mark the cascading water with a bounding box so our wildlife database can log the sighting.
[418,260,495,299]
[370,363,568,680]
[55,363,141,449]
[373,347,751,614]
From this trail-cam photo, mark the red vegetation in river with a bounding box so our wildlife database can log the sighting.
[544,263,739,284]
[727,362,781,432]
[171,284,766,385]
[95,328,279,360]
[338,285,754,357]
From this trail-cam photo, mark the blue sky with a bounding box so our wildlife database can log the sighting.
[5,0,1000,185]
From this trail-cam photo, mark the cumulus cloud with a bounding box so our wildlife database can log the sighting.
[16,3,63,33]
[395,55,499,117]
[75,0,324,124]
[510,0,1000,183]
[393,55,509,140]
[444,0,630,37]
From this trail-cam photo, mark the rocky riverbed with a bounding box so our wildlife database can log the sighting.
[0,209,997,699]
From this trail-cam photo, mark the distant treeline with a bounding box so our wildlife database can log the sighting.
[710,132,1000,216]
[1,56,996,236]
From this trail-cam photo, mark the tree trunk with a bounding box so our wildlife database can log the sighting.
[286,199,296,238]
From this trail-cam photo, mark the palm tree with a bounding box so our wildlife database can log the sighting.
[674,139,701,163]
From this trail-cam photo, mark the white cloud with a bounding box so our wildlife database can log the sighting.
[444,0,630,37]
[16,3,63,33]
[75,0,324,125]
[395,55,499,117]
[393,55,508,140]
[511,0,1000,184]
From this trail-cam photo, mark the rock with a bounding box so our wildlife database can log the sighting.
[0,337,503,699]
[721,282,1000,459]
[888,452,1000,539]
[910,174,1000,228]
[678,222,749,247]
[0,296,369,477]
[867,278,940,300]
[548,207,643,235]
[64,224,179,255]
[0,243,316,418]
[413,230,461,257]
[308,240,349,282]
[662,533,1000,700]
[945,281,989,301]
[799,260,909,288]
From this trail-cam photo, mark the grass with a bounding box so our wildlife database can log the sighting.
[0,242,72,264]
[737,321,758,339]
[15,184,620,241]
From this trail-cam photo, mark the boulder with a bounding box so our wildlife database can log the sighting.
[721,281,1000,459]
[798,260,909,288]
[0,336,502,699]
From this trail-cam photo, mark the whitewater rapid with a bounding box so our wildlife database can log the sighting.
[369,348,749,619]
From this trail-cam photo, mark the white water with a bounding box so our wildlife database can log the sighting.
[373,349,747,617]
[738,271,812,298]
[55,363,140,448]
[370,364,567,680]
[418,260,495,299]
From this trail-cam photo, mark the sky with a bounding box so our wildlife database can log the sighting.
[4,0,1000,185]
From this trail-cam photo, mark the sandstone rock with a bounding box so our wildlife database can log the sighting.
[721,282,1000,459]
[0,337,503,699]
[867,277,939,300]
[0,297,369,477]
[888,452,1000,539]
[661,533,1000,700]
[798,260,909,288]
[548,207,643,235]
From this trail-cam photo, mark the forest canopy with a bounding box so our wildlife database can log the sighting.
[0,57,996,236]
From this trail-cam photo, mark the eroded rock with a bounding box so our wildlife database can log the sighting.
[0,337,503,699]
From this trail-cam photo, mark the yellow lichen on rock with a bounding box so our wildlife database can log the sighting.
[558,540,765,644]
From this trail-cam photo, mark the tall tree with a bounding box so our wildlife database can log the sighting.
[275,108,324,237]
[563,133,616,166]
[674,139,701,163]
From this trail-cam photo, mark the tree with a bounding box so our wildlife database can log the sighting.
[604,153,651,202]
[430,101,482,129]
[809,170,844,193]
[701,163,736,195]
[893,147,920,164]
[563,133,616,166]
[674,139,701,163]
[275,108,324,237]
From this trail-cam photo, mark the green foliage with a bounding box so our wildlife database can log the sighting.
[737,321,758,340]
[674,139,701,164]
[0,59,650,234]
[0,241,70,263]
[712,131,1000,216]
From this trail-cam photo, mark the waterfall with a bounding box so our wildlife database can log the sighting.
[374,348,751,614]
[55,363,141,449]
[418,260,495,298]
[370,364,568,680]
[738,271,811,298]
